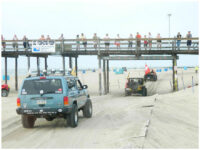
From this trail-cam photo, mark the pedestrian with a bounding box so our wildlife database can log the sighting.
[23,35,30,49]
[39,35,45,41]
[156,33,162,50]
[1,35,6,51]
[144,35,148,50]
[115,34,120,50]
[81,33,87,51]
[76,35,80,51]
[93,33,98,50]
[59,33,64,40]
[128,34,133,50]
[46,35,51,41]
[12,34,18,50]
[176,32,182,50]
[186,31,192,50]
[104,33,110,51]
[136,32,141,49]
[148,32,152,50]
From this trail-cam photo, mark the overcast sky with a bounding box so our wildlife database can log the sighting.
[1,0,199,74]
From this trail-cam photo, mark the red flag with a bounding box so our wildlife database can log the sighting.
[145,64,150,75]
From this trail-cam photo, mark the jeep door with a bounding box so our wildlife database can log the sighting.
[67,78,82,108]
[75,79,87,107]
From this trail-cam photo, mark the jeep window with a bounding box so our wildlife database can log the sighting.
[67,79,76,91]
[21,79,63,95]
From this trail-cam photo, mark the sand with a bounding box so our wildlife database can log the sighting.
[1,68,198,148]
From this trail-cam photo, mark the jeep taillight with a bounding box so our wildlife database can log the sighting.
[64,96,69,106]
[17,98,20,107]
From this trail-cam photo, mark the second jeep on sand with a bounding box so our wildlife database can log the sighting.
[16,75,92,128]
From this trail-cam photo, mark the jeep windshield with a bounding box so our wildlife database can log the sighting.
[21,79,63,95]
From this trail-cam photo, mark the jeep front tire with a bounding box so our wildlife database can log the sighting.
[83,99,92,118]
[67,104,78,128]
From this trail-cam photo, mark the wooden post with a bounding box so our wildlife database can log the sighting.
[75,56,78,76]
[106,60,109,94]
[69,57,72,69]
[98,56,102,95]
[15,56,18,91]
[37,57,40,76]
[103,59,106,95]
[45,56,48,71]
[62,56,65,75]
[5,57,7,84]
[172,55,178,91]
[27,56,30,73]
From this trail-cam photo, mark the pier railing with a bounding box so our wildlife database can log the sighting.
[1,37,199,52]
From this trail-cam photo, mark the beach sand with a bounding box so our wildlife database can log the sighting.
[1,68,198,148]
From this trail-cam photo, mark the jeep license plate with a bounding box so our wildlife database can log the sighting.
[37,100,46,105]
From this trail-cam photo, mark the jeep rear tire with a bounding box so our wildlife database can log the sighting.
[83,99,92,118]
[68,104,78,128]
[22,115,36,128]
[45,117,54,121]
[2,90,8,97]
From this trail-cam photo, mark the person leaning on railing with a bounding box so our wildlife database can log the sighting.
[148,32,152,50]
[176,32,182,50]
[186,31,192,50]
[81,33,87,51]
[1,35,6,51]
[76,35,80,51]
[136,32,141,50]
[104,33,110,51]
[156,33,162,50]
[12,34,18,50]
[23,35,30,50]
[93,33,98,50]
[128,34,133,50]
[144,35,148,50]
[115,34,121,50]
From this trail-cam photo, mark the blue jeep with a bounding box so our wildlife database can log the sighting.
[16,75,92,128]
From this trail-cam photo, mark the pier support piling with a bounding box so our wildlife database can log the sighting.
[75,57,78,76]
[172,55,178,91]
[5,57,7,84]
[69,57,72,69]
[106,60,109,94]
[62,56,65,75]
[27,56,30,73]
[103,59,106,94]
[15,56,18,91]
[98,56,102,95]
[37,57,40,76]
[45,56,48,71]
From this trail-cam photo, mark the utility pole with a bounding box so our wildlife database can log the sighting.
[168,13,172,46]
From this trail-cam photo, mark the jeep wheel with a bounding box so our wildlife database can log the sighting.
[142,88,147,96]
[2,90,8,97]
[22,115,36,128]
[68,104,78,128]
[83,99,92,118]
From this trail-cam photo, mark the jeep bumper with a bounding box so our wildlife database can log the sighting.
[16,107,72,115]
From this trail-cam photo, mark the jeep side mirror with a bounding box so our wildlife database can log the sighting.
[82,85,88,89]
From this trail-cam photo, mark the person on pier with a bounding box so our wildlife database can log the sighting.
[81,33,87,51]
[12,34,18,50]
[39,35,45,41]
[186,31,192,50]
[76,35,80,51]
[156,33,162,50]
[128,34,133,50]
[148,32,152,50]
[104,33,110,51]
[1,35,6,51]
[136,32,141,50]
[23,35,30,50]
[115,34,120,50]
[176,32,182,50]
[93,33,98,50]
[144,35,148,50]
